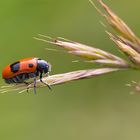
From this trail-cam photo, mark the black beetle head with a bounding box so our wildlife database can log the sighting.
[37,59,51,74]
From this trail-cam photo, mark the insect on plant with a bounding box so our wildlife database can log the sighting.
[1,0,140,94]
[2,57,51,94]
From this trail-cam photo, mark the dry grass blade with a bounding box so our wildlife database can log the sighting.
[89,0,140,53]
[69,50,106,60]
[108,32,140,67]
[88,59,129,68]
[35,35,122,61]
[34,35,129,68]
[96,0,140,53]
[0,68,122,93]
[89,0,140,68]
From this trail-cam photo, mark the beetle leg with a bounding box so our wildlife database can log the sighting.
[40,72,52,90]
[24,81,30,93]
[33,78,37,94]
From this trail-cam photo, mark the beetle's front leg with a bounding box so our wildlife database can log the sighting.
[39,72,52,90]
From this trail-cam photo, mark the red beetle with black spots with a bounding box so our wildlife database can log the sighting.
[2,57,51,93]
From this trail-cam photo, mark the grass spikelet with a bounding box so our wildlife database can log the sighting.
[92,0,140,53]
[35,35,123,61]
[98,0,140,47]
[1,68,121,93]
[107,32,140,66]
[35,35,129,68]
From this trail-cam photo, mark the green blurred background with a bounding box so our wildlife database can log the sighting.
[1,0,140,140]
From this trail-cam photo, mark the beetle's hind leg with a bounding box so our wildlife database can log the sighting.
[24,81,30,93]
[33,78,37,94]
[22,74,31,93]
[40,73,52,90]
[24,79,37,94]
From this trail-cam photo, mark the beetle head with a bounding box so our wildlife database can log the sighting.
[37,59,51,75]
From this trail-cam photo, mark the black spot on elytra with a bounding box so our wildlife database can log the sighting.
[10,61,20,73]
[29,63,34,68]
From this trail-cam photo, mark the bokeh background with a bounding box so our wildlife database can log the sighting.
[0,0,140,140]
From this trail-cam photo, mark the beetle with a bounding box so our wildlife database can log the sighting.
[2,57,51,93]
